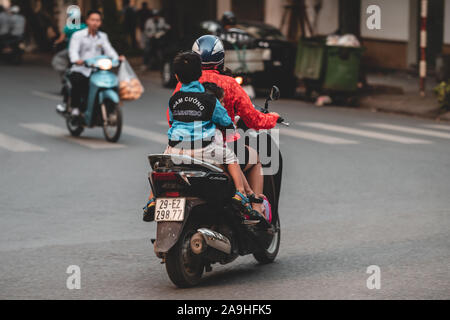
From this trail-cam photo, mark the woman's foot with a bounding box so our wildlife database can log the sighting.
[248,193,265,217]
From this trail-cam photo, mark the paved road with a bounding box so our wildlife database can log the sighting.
[0,63,449,300]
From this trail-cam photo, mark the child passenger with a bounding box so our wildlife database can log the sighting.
[143,51,262,224]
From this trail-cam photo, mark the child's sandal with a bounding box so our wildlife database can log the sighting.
[231,191,252,212]
[143,197,156,222]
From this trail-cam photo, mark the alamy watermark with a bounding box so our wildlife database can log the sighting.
[66,265,81,290]
[366,265,381,290]
[366,5,381,30]
[167,125,281,176]
[66,5,81,29]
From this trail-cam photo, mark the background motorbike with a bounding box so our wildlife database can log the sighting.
[146,86,287,288]
[0,37,25,65]
[57,56,123,143]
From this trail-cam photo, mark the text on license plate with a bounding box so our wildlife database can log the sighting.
[155,198,186,222]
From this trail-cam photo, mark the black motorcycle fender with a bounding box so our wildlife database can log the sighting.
[154,198,206,254]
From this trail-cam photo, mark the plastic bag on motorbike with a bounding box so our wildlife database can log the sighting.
[118,59,144,101]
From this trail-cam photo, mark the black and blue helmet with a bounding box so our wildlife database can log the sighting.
[192,35,225,70]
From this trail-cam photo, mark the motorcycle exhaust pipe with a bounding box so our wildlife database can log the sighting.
[190,228,231,255]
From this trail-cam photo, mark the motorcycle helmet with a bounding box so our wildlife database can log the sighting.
[221,11,237,27]
[192,35,225,70]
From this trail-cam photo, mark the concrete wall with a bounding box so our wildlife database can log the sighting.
[264,0,340,37]
[362,39,409,69]
[315,0,339,35]
[359,0,410,70]
[217,0,232,20]
[360,0,410,41]
[444,0,450,45]
[265,0,285,30]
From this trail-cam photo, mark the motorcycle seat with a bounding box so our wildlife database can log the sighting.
[148,154,224,173]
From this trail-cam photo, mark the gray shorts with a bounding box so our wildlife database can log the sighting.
[164,141,238,165]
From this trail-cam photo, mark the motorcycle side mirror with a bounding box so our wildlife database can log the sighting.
[264,86,281,112]
[269,86,281,101]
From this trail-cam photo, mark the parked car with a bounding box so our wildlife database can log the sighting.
[160,20,297,97]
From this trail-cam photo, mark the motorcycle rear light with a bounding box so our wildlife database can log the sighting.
[165,192,180,197]
[152,172,178,181]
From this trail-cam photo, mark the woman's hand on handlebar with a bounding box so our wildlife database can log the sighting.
[270,112,280,120]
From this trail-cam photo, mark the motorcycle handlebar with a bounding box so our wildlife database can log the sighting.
[254,104,289,127]
[277,117,289,127]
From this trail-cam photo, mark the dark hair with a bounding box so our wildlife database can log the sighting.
[87,10,102,19]
[202,82,224,101]
[173,51,202,84]
[220,66,233,77]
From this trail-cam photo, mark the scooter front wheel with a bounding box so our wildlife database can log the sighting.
[253,215,281,264]
[66,117,84,137]
[102,102,122,143]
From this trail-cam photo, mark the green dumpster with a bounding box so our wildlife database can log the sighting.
[295,37,364,94]
[323,46,363,92]
[295,38,326,80]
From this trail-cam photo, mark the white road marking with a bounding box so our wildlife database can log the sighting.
[157,120,169,126]
[123,126,167,144]
[20,123,125,149]
[31,91,61,101]
[298,122,432,144]
[0,132,46,152]
[422,124,450,131]
[363,123,450,139]
[279,127,359,145]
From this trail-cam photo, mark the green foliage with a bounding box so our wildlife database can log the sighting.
[434,81,450,110]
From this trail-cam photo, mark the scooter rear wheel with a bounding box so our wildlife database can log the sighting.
[165,221,204,288]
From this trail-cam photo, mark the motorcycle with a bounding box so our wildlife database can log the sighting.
[57,55,123,143]
[0,37,25,65]
[146,86,288,288]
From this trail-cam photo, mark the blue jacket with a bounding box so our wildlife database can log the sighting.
[167,81,232,143]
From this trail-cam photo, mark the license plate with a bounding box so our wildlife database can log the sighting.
[155,198,186,222]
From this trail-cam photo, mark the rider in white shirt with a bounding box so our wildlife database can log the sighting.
[67,10,123,117]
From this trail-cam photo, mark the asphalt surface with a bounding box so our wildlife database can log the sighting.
[0,63,449,300]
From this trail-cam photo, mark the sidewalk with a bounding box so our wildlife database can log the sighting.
[359,71,450,122]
